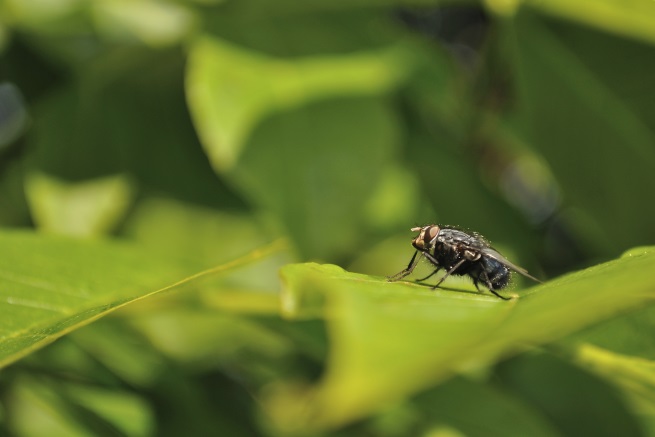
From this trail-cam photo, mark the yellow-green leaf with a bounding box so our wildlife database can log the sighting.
[186,35,410,172]
[0,230,279,369]
[269,247,655,431]
[525,0,655,46]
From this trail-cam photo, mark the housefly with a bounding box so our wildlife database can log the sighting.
[388,225,541,300]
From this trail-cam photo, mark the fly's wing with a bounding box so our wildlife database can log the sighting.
[481,248,542,283]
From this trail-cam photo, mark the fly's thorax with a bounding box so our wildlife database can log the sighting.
[411,225,440,251]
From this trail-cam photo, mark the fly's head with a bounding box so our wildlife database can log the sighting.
[411,225,440,251]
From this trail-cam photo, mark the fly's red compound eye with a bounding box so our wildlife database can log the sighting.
[427,225,440,241]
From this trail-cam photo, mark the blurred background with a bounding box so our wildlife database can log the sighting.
[1,0,655,435]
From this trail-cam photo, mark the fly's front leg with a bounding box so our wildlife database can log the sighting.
[387,250,422,282]
[415,267,442,282]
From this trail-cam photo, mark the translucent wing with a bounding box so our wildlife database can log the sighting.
[481,247,542,283]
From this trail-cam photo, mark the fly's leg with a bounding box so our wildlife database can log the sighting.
[387,251,422,282]
[488,287,510,300]
[480,270,510,300]
[430,258,467,290]
[415,267,442,282]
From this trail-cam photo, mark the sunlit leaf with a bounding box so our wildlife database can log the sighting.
[268,246,655,431]
[186,35,410,171]
[91,0,196,47]
[524,0,655,46]
[573,344,655,414]
[25,172,133,237]
[0,230,280,369]
[2,0,85,32]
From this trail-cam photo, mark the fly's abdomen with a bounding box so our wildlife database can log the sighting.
[484,258,511,290]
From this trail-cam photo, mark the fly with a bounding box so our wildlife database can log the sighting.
[388,225,541,300]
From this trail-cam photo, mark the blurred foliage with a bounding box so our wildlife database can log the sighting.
[1,0,655,436]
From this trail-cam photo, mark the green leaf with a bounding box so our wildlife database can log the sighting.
[507,12,655,254]
[91,0,196,47]
[0,230,280,369]
[122,196,288,270]
[267,246,655,431]
[25,172,133,237]
[64,385,154,436]
[573,344,655,408]
[232,97,400,260]
[126,308,293,365]
[69,319,168,387]
[566,343,655,434]
[497,352,643,436]
[412,377,560,437]
[27,51,230,208]
[524,0,655,47]
[186,35,410,172]
[561,304,655,361]
[7,376,154,437]
[7,377,96,437]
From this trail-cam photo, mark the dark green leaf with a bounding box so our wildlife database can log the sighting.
[508,12,655,255]
[497,352,643,437]
[412,377,560,437]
